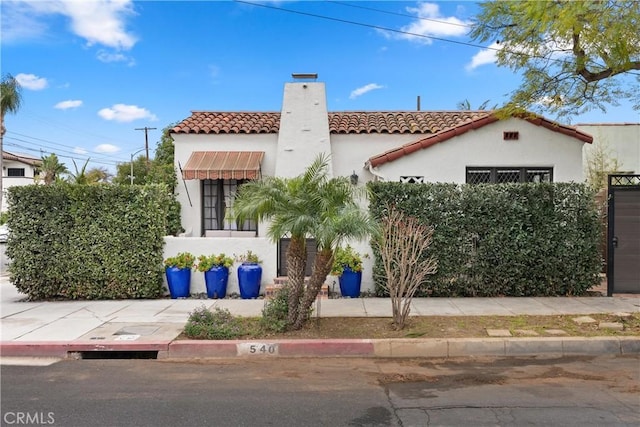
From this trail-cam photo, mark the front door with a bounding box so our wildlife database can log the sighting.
[278,238,317,277]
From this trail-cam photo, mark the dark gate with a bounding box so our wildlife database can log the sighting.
[278,238,317,277]
[607,175,640,295]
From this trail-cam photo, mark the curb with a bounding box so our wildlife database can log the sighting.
[2,337,639,359]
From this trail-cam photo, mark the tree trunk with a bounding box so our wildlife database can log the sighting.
[292,248,333,330]
[286,236,307,327]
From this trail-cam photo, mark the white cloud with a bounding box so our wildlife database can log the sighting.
[0,1,49,43]
[349,83,384,100]
[96,50,135,66]
[94,144,120,154]
[466,42,501,71]
[2,0,137,50]
[15,73,48,90]
[383,2,471,45]
[73,147,88,155]
[54,100,83,110]
[98,104,158,122]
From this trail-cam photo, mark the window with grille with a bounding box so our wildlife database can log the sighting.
[400,176,424,184]
[202,179,257,232]
[7,168,25,177]
[466,167,553,184]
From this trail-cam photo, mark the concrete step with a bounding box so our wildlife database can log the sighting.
[266,277,330,300]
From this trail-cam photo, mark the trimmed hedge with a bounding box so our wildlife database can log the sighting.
[6,184,170,300]
[369,182,602,297]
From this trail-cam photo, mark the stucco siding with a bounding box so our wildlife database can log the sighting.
[172,133,277,236]
[579,123,640,174]
[374,118,585,183]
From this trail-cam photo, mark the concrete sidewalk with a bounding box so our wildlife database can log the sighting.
[1,275,639,360]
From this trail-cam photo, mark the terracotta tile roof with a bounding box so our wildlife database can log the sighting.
[182,151,264,180]
[328,111,490,134]
[367,114,593,168]
[172,112,281,134]
[171,111,490,135]
[2,151,42,167]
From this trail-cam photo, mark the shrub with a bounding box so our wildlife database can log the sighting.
[261,286,290,333]
[6,184,170,300]
[196,253,234,272]
[164,252,196,269]
[331,245,364,275]
[369,182,601,297]
[183,305,244,340]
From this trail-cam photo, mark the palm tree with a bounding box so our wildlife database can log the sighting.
[1,74,23,210]
[40,153,68,185]
[85,166,112,184]
[456,98,497,110]
[234,154,377,330]
[67,158,90,184]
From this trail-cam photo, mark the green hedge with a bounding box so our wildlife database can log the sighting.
[6,184,170,300]
[369,182,602,297]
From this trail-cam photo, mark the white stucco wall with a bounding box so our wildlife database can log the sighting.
[578,123,640,174]
[163,236,277,296]
[1,158,39,213]
[275,82,332,177]
[373,118,586,183]
[172,133,278,237]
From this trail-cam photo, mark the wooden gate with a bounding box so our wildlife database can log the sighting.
[607,175,640,295]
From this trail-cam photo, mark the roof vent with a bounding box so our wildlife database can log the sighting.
[503,131,519,141]
[292,73,318,81]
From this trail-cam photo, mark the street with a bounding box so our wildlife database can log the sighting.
[1,355,638,426]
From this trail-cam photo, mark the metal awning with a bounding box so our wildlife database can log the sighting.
[181,151,264,180]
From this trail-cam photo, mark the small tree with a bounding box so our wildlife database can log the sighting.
[585,141,621,191]
[373,205,437,330]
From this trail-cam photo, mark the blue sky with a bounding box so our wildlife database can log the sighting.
[2,0,638,174]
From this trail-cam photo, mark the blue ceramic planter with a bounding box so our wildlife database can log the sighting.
[165,267,191,299]
[237,263,262,299]
[339,267,362,298]
[204,266,229,299]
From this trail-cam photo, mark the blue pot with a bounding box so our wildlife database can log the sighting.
[237,263,262,299]
[339,267,362,298]
[165,267,191,299]
[204,266,229,299]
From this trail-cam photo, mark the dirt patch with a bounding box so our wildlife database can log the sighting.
[179,313,640,340]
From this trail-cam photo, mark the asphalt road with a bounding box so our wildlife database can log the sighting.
[1,355,638,426]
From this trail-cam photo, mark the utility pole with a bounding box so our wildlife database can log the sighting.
[134,126,157,167]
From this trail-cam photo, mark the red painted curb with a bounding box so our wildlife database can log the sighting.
[167,341,237,358]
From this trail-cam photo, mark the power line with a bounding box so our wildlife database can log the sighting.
[235,0,639,77]
[135,126,157,165]
[234,0,487,51]
[328,1,471,28]
[5,131,130,163]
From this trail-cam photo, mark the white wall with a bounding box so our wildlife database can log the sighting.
[163,236,277,295]
[578,123,640,174]
[373,118,586,183]
[275,82,332,177]
[172,133,278,237]
[1,159,39,213]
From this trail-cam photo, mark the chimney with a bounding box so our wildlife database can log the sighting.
[275,74,332,178]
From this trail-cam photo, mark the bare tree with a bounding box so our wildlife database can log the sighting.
[374,205,437,330]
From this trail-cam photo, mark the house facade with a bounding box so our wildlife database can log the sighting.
[578,123,640,176]
[167,75,593,295]
[1,151,41,213]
